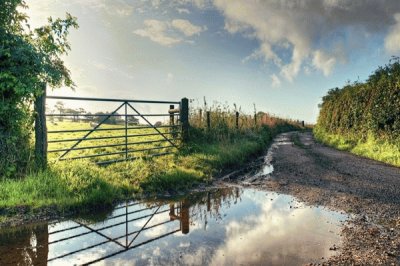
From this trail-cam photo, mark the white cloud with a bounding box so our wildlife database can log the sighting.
[172,19,206,36]
[312,50,336,76]
[192,0,210,9]
[134,19,206,46]
[271,74,281,88]
[177,8,190,14]
[212,0,400,80]
[134,20,182,46]
[174,0,211,9]
[89,60,134,80]
[74,0,134,17]
[151,0,162,8]
[385,13,400,54]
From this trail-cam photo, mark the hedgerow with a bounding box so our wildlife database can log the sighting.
[316,58,400,143]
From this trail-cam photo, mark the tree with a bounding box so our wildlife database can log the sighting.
[94,112,123,125]
[127,116,139,125]
[0,0,78,177]
[54,101,65,121]
[64,108,80,122]
[85,112,94,122]
[77,108,86,122]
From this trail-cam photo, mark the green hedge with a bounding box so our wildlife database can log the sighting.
[316,58,400,143]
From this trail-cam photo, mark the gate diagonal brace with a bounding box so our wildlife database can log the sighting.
[126,102,177,148]
[128,206,161,247]
[58,102,126,160]
[74,221,127,249]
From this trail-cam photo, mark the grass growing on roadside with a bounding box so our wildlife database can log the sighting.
[314,127,400,167]
[0,109,300,214]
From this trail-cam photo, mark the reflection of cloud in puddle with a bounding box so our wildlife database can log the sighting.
[48,243,114,266]
[39,189,345,265]
[209,194,340,265]
[182,246,208,265]
[152,246,161,256]
[179,241,191,248]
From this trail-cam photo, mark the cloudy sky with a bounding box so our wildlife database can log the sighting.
[26,0,400,122]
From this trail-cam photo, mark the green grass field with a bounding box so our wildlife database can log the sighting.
[47,120,179,163]
[0,113,300,216]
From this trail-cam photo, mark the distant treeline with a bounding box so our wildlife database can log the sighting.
[49,101,139,125]
[316,58,400,142]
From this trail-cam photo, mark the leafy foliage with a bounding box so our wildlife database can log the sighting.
[316,58,400,142]
[315,58,400,166]
[0,0,78,178]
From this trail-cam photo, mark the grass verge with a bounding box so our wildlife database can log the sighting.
[0,123,299,215]
[314,127,400,167]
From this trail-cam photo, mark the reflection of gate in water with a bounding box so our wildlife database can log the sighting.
[47,201,190,265]
[0,188,242,265]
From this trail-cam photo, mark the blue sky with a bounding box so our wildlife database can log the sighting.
[27,0,400,123]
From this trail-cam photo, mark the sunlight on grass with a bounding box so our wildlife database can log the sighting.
[314,127,400,167]
[0,111,300,212]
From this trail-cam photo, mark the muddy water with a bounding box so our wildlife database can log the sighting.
[254,132,293,178]
[0,187,347,266]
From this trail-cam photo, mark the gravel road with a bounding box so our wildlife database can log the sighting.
[256,131,400,265]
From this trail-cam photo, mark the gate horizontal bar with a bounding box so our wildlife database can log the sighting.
[105,205,157,222]
[48,132,180,143]
[48,125,176,134]
[59,145,176,160]
[48,139,173,153]
[47,219,175,262]
[46,113,178,117]
[49,201,148,234]
[83,229,181,265]
[47,95,180,104]
[48,207,171,245]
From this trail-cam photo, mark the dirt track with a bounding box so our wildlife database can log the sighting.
[256,131,400,265]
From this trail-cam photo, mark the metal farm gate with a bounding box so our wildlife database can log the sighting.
[44,96,189,165]
[45,200,189,265]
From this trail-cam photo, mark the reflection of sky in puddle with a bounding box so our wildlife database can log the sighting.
[0,188,346,266]
[254,133,294,177]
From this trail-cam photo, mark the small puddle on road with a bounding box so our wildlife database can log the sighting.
[255,132,294,177]
[0,187,347,266]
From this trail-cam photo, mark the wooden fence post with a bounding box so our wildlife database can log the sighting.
[180,98,189,142]
[35,83,47,169]
[199,109,202,126]
[235,111,239,129]
[181,199,190,234]
[206,111,211,130]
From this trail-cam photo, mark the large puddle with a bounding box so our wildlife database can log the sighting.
[0,187,347,265]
